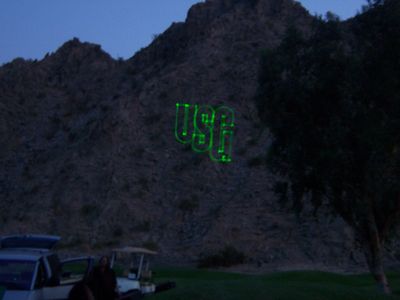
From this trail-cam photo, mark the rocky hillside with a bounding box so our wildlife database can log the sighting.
[1,0,397,270]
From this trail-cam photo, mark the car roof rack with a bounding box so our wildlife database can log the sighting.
[0,234,60,250]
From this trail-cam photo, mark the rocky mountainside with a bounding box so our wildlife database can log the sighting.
[1,0,397,270]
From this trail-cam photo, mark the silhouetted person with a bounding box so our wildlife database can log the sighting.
[68,281,95,300]
[88,256,118,300]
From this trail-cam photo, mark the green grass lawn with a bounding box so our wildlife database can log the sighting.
[149,268,400,300]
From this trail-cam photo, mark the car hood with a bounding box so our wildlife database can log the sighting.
[3,290,36,300]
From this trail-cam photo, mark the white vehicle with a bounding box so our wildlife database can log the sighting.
[0,235,93,300]
[111,247,175,299]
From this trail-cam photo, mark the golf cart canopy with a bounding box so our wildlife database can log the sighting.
[0,234,60,250]
[112,246,158,255]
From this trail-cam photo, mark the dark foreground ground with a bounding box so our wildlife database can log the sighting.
[149,268,400,300]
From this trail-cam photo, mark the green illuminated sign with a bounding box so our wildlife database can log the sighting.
[175,103,235,163]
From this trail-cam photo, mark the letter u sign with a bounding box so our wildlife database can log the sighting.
[175,103,235,163]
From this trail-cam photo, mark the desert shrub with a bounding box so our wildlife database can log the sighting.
[197,246,246,268]
[137,177,150,192]
[132,147,144,158]
[247,156,264,167]
[238,148,247,156]
[178,195,199,213]
[142,240,158,251]
[113,226,124,237]
[80,204,99,217]
[144,113,162,125]
[246,138,258,146]
[135,220,151,232]
[158,91,168,99]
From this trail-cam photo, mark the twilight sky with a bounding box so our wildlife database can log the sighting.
[0,0,367,65]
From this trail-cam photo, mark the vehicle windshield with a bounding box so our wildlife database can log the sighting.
[0,260,36,290]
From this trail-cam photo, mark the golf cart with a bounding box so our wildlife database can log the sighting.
[111,247,175,299]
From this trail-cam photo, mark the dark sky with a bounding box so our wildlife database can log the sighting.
[0,0,366,65]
